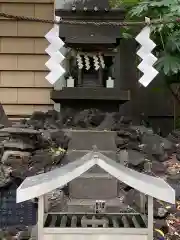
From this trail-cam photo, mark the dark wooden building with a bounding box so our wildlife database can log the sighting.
[51,0,130,113]
[52,0,175,135]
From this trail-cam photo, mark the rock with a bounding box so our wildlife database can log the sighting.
[130,125,153,135]
[167,173,180,180]
[3,139,35,150]
[161,137,174,151]
[30,111,46,122]
[166,179,180,199]
[125,189,143,212]
[142,133,169,162]
[0,127,39,135]
[125,189,169,218]
[120,116,132,125]
[50,130,70,150]
[0,165,12,188]
[1,150,31,165]
[115,136,128,148]
[89,110,105,127]
[97,113,115,130]
[176,153,180,161]
[73,109,91,128]
[126,149,145,166]
[151,161,167,175]
[0,104,11,127]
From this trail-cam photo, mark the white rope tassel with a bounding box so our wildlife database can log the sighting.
[84,54,91,70]
[99,54,105,69]
[76,53,83,69]
[93,55,100,71]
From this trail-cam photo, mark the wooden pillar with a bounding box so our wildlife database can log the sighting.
[38,195,44,240]
[140,193,146,214]
[44,194,49,213]
[148,196,153,240]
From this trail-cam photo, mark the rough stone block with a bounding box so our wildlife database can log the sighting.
[69,173,118,199]
[67,130,116,151]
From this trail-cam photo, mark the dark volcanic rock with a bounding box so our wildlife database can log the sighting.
[50,130,70,150]
[89,110,105,127]
[126,149,145,166]
[0,104,11,127]
[151,161,167,175]
[167,179,180,200]
[73,109,91,128]
[141,133,169,162]
[0,108,180,237]
[97,113,115,130]
[0,165,12,188]
[125,189,169,218]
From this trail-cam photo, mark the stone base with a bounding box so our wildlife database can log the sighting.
[51,87,130,113]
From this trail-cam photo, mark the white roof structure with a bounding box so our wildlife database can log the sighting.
[16,151,175,204]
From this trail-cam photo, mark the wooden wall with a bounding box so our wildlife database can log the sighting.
[0,0,54,118]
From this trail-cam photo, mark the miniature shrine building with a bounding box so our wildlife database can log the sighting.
[16,150,175,240]
[51,0,130,113]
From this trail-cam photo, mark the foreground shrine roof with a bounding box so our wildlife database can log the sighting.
[17,151,175,204]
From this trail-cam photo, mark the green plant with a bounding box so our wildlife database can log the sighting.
[129,0,180,76]
[110,0,180,103]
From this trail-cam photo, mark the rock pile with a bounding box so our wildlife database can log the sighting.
[0,108,179,239]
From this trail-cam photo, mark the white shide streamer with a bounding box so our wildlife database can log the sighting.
[45,16,66,85]
[84,55,91,70]
[99,54,105,69]
[93,55,100,71]
[76,53,83,69]
[135,20,159,87]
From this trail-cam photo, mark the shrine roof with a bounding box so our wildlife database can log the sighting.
[17,151,175,204]
[55,0,124,11]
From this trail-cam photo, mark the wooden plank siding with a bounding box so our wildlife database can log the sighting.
[0,0,54,118]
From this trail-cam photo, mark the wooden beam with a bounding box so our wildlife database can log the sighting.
[38,195,44,240]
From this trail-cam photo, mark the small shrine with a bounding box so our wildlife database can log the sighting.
[16,149,175,240]
[51,0,130,113]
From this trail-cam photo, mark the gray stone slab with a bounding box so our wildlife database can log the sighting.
[69,174,118,199]
[0,127,40,135]
[65,130,116,151]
